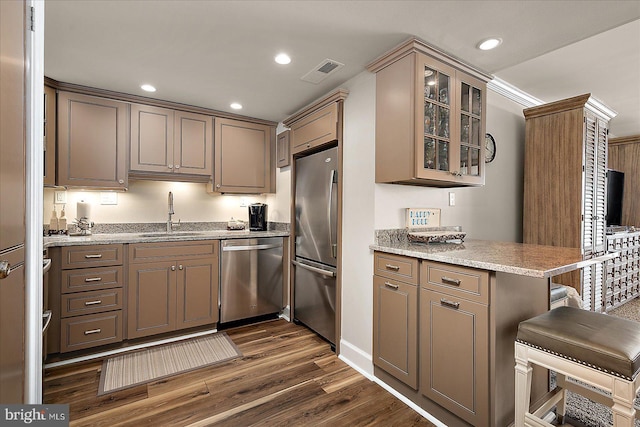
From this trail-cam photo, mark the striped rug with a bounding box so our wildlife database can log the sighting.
[98,332,241,395]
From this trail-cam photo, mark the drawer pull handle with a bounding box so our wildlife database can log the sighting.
[84,300,102,306]
[84,328,101,335]
[84,254,103,259]
[384,281,399,290]
[440,298,460,309]
[441,276,461,286]
[385,264,400,271]
[84,277,102,283]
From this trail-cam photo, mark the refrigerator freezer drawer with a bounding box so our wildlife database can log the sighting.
[293,259,336,345]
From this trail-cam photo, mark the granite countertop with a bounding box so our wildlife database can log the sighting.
[370,239,617,278]
[44,229,289,247]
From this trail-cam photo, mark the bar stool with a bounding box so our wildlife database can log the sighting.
[515,306,640,427]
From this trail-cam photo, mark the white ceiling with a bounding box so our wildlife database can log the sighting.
[44,1,640,136]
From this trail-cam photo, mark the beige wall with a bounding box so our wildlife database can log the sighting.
[44,181,270,226]
[335,70,527,372]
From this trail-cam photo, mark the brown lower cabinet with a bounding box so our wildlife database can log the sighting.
[128,240,219,339]
[57,244,125,353]
[419,288,488,426]
[373,252,551,427]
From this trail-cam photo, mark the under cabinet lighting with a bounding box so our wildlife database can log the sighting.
[477,38,502,51]
[230,103,243,110]
[140,84,156,92]
[275,53,291,65]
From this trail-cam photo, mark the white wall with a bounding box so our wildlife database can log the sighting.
[336,71,527,373]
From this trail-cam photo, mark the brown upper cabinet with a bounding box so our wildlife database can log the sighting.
[57,91,128,189]
[276,130,290,168]
[289,102,339,155]
[44,85,56,186]
[210,118,275,194]
[130,104,213,180]
[367,38,491,187]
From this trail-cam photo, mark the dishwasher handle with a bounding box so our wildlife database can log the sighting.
[222,243,283,252]
[292,260,336,278]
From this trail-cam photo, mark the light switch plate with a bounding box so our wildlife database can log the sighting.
[100,192,118,205]
[405,208,441,228]
[54,190,67,204]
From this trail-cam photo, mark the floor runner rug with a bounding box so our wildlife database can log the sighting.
[98,332,241,395]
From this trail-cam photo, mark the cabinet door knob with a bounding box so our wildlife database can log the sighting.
[118,179,125,184]
[171,265,176,271]
[168,164,173,170]
[175,165,180,170]
[179,265,183,270]
[0,260,11,279]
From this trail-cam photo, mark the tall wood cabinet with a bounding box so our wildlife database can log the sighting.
[130,104,213,180]
[367,38,491,187]
[523,94,616,311]
[608,134,640,227]
[57,91,128,189]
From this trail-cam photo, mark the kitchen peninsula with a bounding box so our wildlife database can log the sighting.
[370,235,616,427]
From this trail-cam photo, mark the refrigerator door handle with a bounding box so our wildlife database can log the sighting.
[292,260,336,278]
[328,169,337,259]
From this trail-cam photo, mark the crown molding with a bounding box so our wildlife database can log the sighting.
[487,77,543,108]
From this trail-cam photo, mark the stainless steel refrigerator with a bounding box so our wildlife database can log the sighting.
[293,145,338,347]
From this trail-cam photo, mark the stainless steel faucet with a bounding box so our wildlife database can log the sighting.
[167,191,175,233]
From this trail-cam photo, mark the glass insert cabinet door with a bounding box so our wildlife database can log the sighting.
[417,54,486,184]
[422,64,452,172]
[459,80,483,177]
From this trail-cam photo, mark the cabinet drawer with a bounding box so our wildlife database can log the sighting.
[61,288,123,318]
[374,252,418,285]
[61,244,124,269]
[421,261,489,304]
[129,240,218,263]
[61,265,123,293]
[60,311,122,353]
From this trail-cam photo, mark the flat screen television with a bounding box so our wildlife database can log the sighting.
[606,169,624,226]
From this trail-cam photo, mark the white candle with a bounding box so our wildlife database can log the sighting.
[77,201,91,220]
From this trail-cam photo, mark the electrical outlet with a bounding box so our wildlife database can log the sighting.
[54,190,67,204]
[240,197,248,207]
[449,192,456,206]
[100,192,118,205]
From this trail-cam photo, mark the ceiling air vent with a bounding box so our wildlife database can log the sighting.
[301,59,345,84]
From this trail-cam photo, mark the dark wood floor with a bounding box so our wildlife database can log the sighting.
[44,319,435,426]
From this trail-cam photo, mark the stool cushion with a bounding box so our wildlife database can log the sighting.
[550,284,568,303]
[517,306,640,380]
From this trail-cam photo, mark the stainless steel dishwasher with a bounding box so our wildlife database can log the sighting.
[220,237,283,323]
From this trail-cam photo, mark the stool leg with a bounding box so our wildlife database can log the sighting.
[555,373,567,423]
[612,377,636,427]
[515,343,533,427]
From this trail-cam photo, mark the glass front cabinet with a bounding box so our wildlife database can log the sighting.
[369,39,490,187]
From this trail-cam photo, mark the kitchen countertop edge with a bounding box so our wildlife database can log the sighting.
[370,239,615,279]
[45,230,290,247]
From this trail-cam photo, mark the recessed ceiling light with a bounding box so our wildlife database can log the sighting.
[230,102,243,110]
[275,53,291,65]
[477,38,502,51]
[140,84,156,92]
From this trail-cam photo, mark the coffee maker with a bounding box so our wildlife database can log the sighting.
[248,203,267,231]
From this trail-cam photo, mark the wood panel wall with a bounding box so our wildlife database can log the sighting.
[608,135,640,227]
